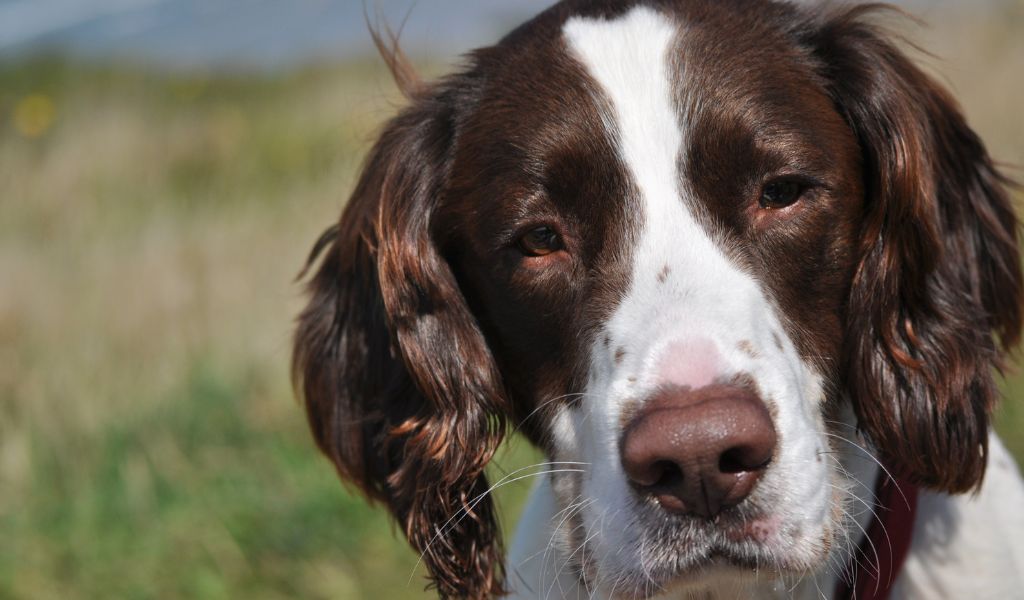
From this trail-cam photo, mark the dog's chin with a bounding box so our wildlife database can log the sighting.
[588,550,825,600]
[608,556,807,600]
[574,510,834,600]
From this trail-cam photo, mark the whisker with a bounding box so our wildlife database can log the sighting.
[820,431,910,510]
[512,391,599,436]
[822,453,885,511]
[541,496,594,595]
[836,501,883,586]
[409,462,587,586]
[518,493,584,566]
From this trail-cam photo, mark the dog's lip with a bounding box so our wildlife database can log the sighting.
[642,500,780,539]
[700,547,776,569]
[720,514,781,544]
[605,516,799,590]
[579,513,824,600]
[615,553,788,600]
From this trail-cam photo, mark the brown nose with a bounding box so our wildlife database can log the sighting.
[620,384,777,519]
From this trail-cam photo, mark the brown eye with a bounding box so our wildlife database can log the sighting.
[517,226,563,257]
[760,180,805,209]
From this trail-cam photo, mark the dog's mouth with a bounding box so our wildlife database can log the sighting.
[579,551,806,600]
[568,505,829,600]
[589,546,814,600]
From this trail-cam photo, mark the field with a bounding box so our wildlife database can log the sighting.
[1,7,1022,599]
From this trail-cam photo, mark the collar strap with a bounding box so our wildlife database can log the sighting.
[833,473,919,600]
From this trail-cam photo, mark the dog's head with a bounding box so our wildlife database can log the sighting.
[293,1,1021,597]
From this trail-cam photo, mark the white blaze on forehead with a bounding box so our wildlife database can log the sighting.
[562,0,824,508]
[563,7,758,372]
[563,7,682,221]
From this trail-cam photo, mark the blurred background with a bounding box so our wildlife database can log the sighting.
[1,1,1021,598]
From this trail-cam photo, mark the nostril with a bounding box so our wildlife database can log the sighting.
[626,458,683,489]
[719,445,772,474]
[719,448,747,474]
[651,460,684,489]
[643,460,689,514]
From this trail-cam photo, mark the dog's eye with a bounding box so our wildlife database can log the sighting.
[759,179,805,210]
[517,226,563,257]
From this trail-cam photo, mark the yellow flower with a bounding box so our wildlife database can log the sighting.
[13,94,56,139]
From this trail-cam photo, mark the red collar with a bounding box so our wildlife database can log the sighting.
[833,474,919,600]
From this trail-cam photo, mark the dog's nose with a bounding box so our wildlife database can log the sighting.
[620,384,776,519]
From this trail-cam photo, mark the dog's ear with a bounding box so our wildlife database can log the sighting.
[292,64,508,597]
[808,6,1022,493]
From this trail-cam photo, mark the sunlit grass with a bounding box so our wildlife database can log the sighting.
[0,53,548,600]
[0,56,440,600]
[1,7,1022,598]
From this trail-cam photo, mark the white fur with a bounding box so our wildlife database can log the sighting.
[890,435,1024,598]
[509,433,1024,599]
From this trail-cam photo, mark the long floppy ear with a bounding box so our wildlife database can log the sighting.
[292,67,508,597]
[809,6,1022,493]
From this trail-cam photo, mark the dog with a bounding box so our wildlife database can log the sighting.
[293,1,1024,598]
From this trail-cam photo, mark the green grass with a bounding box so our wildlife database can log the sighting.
[2,10,1024,597]
[0,56,528,600]
[0,54,549,600]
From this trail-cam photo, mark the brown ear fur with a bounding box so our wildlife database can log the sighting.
[809,5,1022,492]
[292,69,508,597]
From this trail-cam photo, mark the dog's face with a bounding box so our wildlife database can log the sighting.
[447,5,864,590]
[294,1,1021,598]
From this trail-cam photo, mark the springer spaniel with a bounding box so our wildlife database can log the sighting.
[293,1,1024,598]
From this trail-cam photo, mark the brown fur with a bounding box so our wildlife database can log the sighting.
[292,70,510,597]
[808,4,1023,492]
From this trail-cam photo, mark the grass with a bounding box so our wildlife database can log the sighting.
[0,56,479,600]
[1,8,1023,599]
